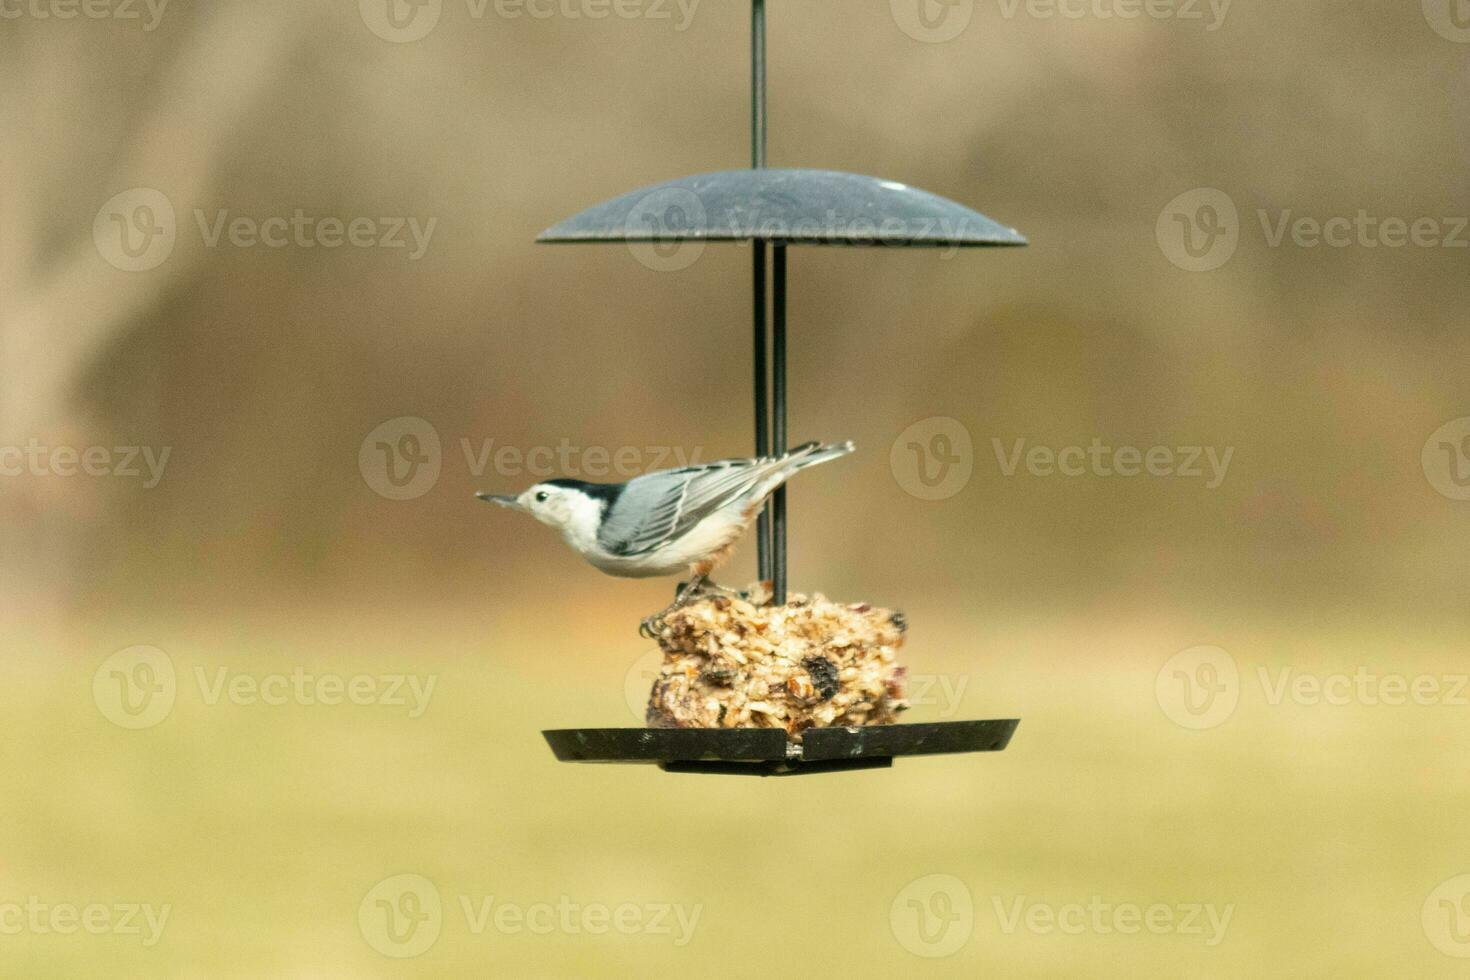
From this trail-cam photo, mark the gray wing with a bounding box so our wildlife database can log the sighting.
[596,460,771,557]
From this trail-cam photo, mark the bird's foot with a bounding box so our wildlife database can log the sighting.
[676,575,744,602]
[640,578,741,639]
[638,614,663,640]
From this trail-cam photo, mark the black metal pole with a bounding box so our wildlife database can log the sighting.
[751,0,774,585]
[750,0,766,170]
[753,242,771,582]
[771,244,788,604]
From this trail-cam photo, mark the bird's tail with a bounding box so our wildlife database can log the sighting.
[742,440,854,504]
[778,440,856,470]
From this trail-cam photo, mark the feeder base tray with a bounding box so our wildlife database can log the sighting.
[542,719,1018,776]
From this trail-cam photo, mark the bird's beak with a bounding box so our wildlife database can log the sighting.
[476,493,521,509]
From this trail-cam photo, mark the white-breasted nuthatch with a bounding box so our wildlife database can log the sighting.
[477,440,854,599]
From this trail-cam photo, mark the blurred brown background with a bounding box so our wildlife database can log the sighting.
[3,0,1469,976]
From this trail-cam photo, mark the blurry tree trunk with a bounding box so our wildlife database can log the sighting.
[0,2,319,618]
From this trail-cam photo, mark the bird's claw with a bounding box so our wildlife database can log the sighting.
[639,579,739,639]
[638,614,664,639]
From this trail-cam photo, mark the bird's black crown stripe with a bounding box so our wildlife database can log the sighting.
[545,479,623,511]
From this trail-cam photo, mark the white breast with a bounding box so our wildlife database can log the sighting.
[585,508,749,578]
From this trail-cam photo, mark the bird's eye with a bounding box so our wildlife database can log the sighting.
[535,491,549,503]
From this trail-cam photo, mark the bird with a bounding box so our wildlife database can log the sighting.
[477,440,854,609]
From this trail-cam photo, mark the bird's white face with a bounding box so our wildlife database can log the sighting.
[511,484,580,530]
[481,483,605,550]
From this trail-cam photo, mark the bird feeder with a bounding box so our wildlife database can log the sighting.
[538,1,1021,775]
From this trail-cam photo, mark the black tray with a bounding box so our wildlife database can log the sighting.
[542,719,1019,776]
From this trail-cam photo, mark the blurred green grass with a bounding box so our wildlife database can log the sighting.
[3,605,1468,978]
